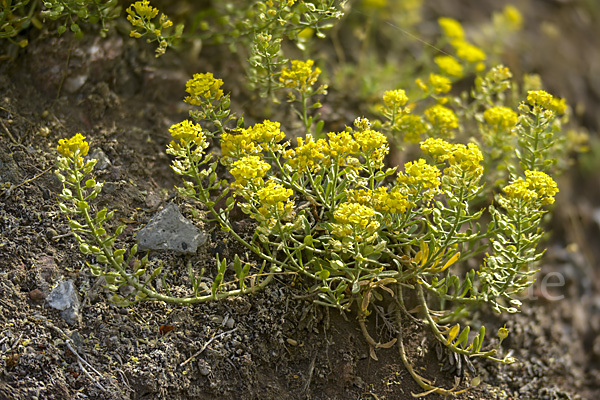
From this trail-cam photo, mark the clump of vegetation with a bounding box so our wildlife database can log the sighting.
[50,1,587,397]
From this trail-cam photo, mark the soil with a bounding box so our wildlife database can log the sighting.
[1,1,600,399]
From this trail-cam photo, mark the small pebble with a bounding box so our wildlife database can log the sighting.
[29,289,46,302]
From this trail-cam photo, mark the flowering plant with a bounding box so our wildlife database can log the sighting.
[55,64,568,395]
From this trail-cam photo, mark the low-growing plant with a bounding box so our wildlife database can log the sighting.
[49,1,590,397]
[0,0,120,48]
[57,61,569,394]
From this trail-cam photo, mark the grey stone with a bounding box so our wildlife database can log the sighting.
[88,148,111,170]
[136,203,207,254]
[47,280,81,325]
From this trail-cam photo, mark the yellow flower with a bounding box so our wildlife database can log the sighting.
[348,187,412,214]
[383,89,408,109]
[438,17,464,40]
[502,171,558,205]
[526,90,567,115]
[449,143,484,176]
[327,131,360,163]
[434,55,463,78]
[452,41,487,63]
[524,170,558,204]
[222,120,285,159]
[428,73,452,94]
[484,106,518,130]
[379,188,412,213]
[169,120,206,146]
[244,120,285,144]
[347,188,374,205]
[397,159,441,190]
[57,133,89,158]
[127,0,159,20]
[334,202,379,235]
[420,138,454,162]
[398,114,428,143]
[230,156,271,187]
[185,72,224,105]
[502,178,537,202]
[280,59,321,91]
[353,128,388,161]
[256,181,295,216]
[221,130,259,159]
[424,104,458,137]
[526,90,553,108]
[485,65,513,83]
[284,134,330,172]
[503,5,523,31]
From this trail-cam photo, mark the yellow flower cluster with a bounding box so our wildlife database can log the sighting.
[246,120,285,144]
[420,138,454,162]
[353,128,388,164]
[126,0,173,41]
[434,55,463,78]
[526,90,567,115]
[347,187,411,214]
[486,65,512,84]
[221,131,259,159]
[417,73,452,94]
[502,5,523,31]
[169,120,206,147]
[334,202,379,234]
[450,143,484,176]
[484,106,518,130]
[420,138,484,177]
[256,181,294,216]
[127,0,158,21]
[185,73,224,105]
[284,134,329,172]
[399,114,428,143]
[524,170,558,204]
[438,17,464,40]
[424,104,458,137]
[437,17,486,65]
[57,133,89,158]
[222,120,285,158]
[503,170,558,205]
[429,73,452,94]
[327,131,360,162]
[280,59,321,91]
[396,158,441,190]
[383,89,408,109]
[381,188,412,213]
[454,41,487,63]
[230,156,271,187]
[503,179,536,202]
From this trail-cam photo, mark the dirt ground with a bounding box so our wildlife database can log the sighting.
[1,1,600,399]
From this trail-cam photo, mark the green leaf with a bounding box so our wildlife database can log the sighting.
[234,254,242,279]
[316,269,330,280]
[476,326,485,352]
[79,243,90,254]
[351,279,360,294]
[212,273,223,297]
[456,326,470,348]
[115,225,125,236]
